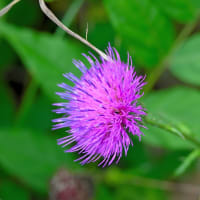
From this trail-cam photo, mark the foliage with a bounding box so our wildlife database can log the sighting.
[0,0,200,199]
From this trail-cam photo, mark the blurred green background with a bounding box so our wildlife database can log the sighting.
[0,0,200,199]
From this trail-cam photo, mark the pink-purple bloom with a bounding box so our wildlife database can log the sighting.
[53,45,146,167]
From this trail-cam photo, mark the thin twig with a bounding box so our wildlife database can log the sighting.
[86,22,88,40]
[0,0,20,17]
[102,170,200,196]
[39,0,109,61]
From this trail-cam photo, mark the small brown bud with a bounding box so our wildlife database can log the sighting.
[49,168,93,200]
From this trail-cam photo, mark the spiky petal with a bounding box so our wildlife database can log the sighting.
[53,45,146,167]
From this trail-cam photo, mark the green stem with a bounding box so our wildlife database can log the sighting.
[55,0,84,37]
[174,149,200,177]
[144,114,200,148]
[103,169,200,195]
[144,18,199,94]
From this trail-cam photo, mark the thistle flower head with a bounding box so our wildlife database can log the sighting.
[53,45,146,167]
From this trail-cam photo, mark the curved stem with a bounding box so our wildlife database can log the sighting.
[14,0,85,128]
[0,0,20,17]
[39,0,110,61]
[144,114,200,148]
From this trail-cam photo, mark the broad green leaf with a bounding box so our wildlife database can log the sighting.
[0,40,16,69]
[0,22,85,101]
[16,92,53,132]
[24,94,53,131]
[154,0,200,23]
[0,129,79,193]
[143,86,200,149]
[0,180,30,200]
[170,34,200,86]
[104,0,174,68]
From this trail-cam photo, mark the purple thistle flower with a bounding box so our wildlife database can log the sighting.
[53,45,146,167]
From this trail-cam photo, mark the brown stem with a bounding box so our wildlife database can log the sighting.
[38,0,110,61]
[0,0,20,17]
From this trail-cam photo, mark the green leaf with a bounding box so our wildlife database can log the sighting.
[104,0,175,68]
[17,93,54,132]
[0,180,30,200]
[154,0,200,23]
[170,34,200,86]
[143,86,200,149]
[0,128,80,193]
[0,39,16,69]
[0,22,85,101]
